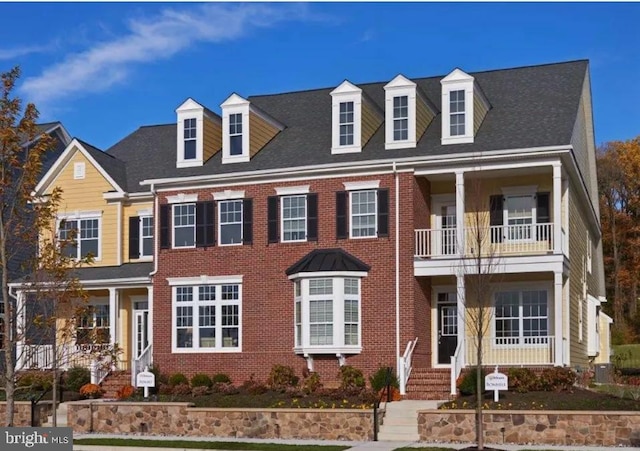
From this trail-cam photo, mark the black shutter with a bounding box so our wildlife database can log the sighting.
[336,191,348,240]
[267,196,279,243]
[536,192,550,242]
[377,189,389,237]
[243,199,253,245]
[160,205,170,249]
[129,216,140,259]
[307,193,318,241]
[196,201,215,247]
[489,195,503,244]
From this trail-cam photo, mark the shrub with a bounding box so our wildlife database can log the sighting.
[458,368,485,396]
[538,367,576,391]
[158,383,173,395]
[168,372,188,387]
[79,383,103,399]
[115,385,135,400]
[65,366,91,392]
[18,372,53,392]
[267,364,299,390]
[241,375,268,395]
[171,383,192,396]
[339,365,365,390]
[190,373,213,388]
[302,372,322,394]
[212,373,232,384]
[191,386,209,397]
[508,368,539,393]
[369,366,399,392]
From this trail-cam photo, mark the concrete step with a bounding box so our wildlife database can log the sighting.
[42,402,68,427]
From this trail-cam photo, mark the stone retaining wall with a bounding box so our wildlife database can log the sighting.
[0,401,51,426]
[68,401,375,441]
[419,410,640,447]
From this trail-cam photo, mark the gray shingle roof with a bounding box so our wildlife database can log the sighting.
[76,139,128,191]
[286,249,370,275]
[70,262,153,282]
[107,60,588,192]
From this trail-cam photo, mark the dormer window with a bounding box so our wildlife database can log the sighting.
[449,90,465,136]
[184,118,197,160]
[331,81,362,154]
[441,68,490,145]
[229,113,243,155]
[384,75,418,149]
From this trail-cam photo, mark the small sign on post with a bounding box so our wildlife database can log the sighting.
[485,366,508,402]
[136,366,156,399]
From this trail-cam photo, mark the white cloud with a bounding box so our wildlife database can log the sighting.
[0,44,51,60]
[19,3,309,107]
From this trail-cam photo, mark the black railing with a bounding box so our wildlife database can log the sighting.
[373,366,394,441]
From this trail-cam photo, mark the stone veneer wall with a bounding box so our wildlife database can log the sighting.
[0,401,51,426]
[419,410,640,447]
[68,401,374,440]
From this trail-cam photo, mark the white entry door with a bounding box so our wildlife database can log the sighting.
[133,303,149,359]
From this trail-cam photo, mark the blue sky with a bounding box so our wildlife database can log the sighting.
[1,2,638,150]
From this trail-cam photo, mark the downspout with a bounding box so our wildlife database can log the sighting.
[149,184,159,277]
[393,162,401,385]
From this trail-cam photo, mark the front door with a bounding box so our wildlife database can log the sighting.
[437,292,458,365]
[133,304,149,359]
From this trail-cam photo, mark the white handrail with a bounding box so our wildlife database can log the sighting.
[132,343,153,386]
[399,337,418,395]
[450,339,464,395]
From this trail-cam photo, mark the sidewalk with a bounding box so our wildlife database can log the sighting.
[73,433,638,451]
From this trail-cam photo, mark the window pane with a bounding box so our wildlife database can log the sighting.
[174,204,195,247]
[220,201,243,245]
[309,299,333,345]
[309,279,333,295]
[229,114,243,155]
[351,190,376,237]
[339,101,354,146]
[184,140,196,160]
[283,195,307,241]
[230,135,243,156]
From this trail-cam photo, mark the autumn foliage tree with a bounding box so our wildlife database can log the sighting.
[597,136,640,342]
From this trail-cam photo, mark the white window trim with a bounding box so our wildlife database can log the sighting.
[57,213,103,261]
[176,112,204,168]
[343,180,380,191]
[212,190,245,201]
[218,199,243,247]
[331,81,362,154]
[384,75,417,149]
[441,70,475,145]
[167,275,243,286]
[76,298,110,345]
[73,162,85,180]
[281,194,307,243]
[172,203,196,249]
[167,193,198,204]
[349,190,378,239]
[171,283,242,353]
[275,185,310,196]
[290,274,364,355]
[500,186,539,243]
[139,215,154,260]
[221,94,251,164]
[492,282,551,348]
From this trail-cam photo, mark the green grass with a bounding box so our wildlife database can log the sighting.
[74,438,349,451]
[613,343,640,359]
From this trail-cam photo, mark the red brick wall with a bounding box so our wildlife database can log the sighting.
[152,172,427,385]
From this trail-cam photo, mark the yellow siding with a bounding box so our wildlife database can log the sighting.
[203,116,222,161]
[249,112,279,157]
[44,149,118,266]
[361,100,383,147]
[122,202,153,263]
[473,93,489,135]
[416,97,434,141]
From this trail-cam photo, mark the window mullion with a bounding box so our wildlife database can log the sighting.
[335,278,345,348]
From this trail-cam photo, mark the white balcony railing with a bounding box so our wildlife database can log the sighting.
[415,223,557,258]
[399,337,418,395]
[465,335,556,366]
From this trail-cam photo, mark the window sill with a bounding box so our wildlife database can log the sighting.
[172,347,242,354]
[294,346,362,355]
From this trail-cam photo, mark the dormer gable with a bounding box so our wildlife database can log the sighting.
[440,68,490,145]
[384,75,417,149]
[330,80,363,154]
[176,98,222,168]
[220,93,284,165]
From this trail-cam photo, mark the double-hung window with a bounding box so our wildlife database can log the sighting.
[58,216,100,259]
[184,118,197,160]
[140,216,154,257]
[336,185,389,240]
[219,200,243,245]
[505,195,535,241]
[282,195,307,242]
[173,203,196,248]
[77,304,110,345]
[449,90,465,136]
[339,101,354,146]
[495,289,549,346]
[229,113,243,156]
[393,95,408,141]
[351,190,377,238]
[173,282,241,352]
[293,276,362,354]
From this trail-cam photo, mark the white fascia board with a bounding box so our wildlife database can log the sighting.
[12,278,151,289]
[287,271,368,280]
[167,275,243,286]
[441,68,474,84]
[176,97,205,113]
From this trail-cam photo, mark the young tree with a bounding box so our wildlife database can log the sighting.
[458,177,502,450]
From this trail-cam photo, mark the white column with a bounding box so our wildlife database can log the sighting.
[553,163,562,254]
[456,275,466,368]
[554,271,564,366]
[562,174,569,258]
[147,285,153,351]
[455,171,465,256]
[109,288,118,347]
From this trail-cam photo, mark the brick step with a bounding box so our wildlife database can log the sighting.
[100,371,132,398]
[403,391,451,400]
